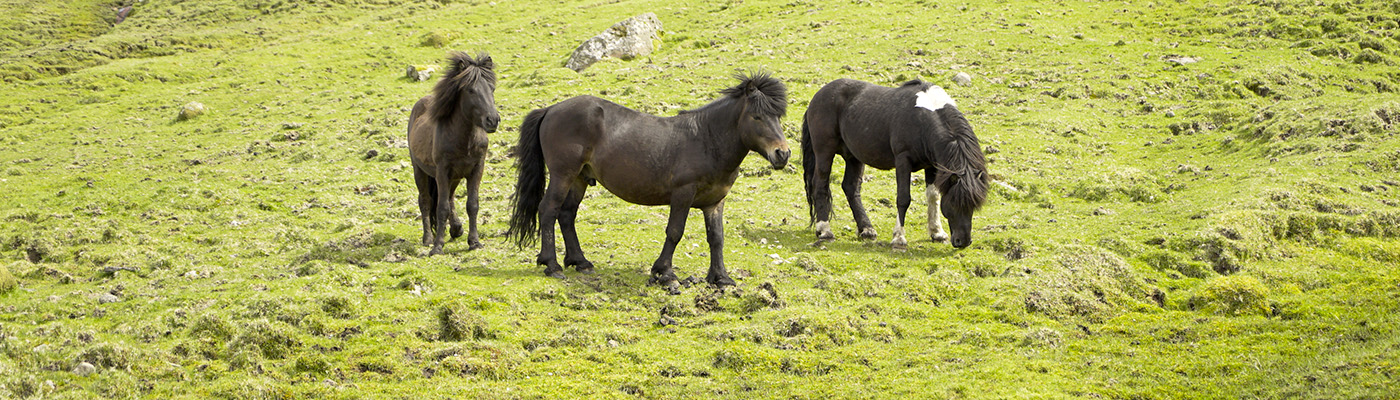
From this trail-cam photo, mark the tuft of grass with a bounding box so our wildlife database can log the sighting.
[0,261,18,294]
[437,301,491,341]
[1188,275,1272,316]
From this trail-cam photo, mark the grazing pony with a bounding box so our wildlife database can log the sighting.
[802,79,988,249]
[508,73,790,286]
[407,52,500,255]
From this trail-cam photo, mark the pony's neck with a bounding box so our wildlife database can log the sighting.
[690,99,748,165]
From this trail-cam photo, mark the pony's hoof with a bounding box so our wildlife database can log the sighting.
[648,272,678,287]
[467,241,484,251]
[544,269,566,279]
[573,261,595,274]
[707,275,736,287]
[858,227,878,240]
[428,246,444,256]
[891,239,908,252]
[449,224,464,239]
[930,232,949,243]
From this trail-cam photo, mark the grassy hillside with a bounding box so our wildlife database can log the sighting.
[2,0,1398,398]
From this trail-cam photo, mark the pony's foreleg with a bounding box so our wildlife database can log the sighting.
[891,162,911,251]
[650,187,695,286]
[702,201,733,286]
[841,158,876,240]
[463,164,484,250]
[537,180,569,279]
[413,167,436,246]
[925,173,948,243]
[559,183,593,273]
[430,175,462,255]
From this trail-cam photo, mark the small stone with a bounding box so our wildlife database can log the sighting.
[1165,110,1176,118]
[607,339,619,348]
[984,145,1001,155]
[383,252,406,263]
[73,362,97,376]
[364,149,380,160]
[184,271,200,279]
[176,102,205,121]
[952,72,973,86]
[1093,207,1115,216]
[282,122,303,129]
[1073,33,1085,40]
[98,293,119,304]
[405,65,437,81]
[1165,56,1201,66]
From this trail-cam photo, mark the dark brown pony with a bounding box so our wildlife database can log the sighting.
[407,52,500,255]
[507,73,789,286]
[802,79,988,249]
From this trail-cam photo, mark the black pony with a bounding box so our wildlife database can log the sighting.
[508,73,790,286]
[407,52,500,255]
[802,79,987,249]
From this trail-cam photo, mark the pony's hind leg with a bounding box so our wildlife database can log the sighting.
[430,174,462,255]
[559,182,593,273]
[840,156,877,240]
[811,152,837,242]
[536,178,571,279]
[891,161,912,251]
[463,162,485,250]
[413,166,436,246]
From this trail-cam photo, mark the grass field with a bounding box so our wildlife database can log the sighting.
[2,0,1399,398]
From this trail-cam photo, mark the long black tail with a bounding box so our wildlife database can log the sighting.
[507,107,549,248]
[801,115,816,225]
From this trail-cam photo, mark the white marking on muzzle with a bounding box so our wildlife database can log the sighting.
[915,85,957,111]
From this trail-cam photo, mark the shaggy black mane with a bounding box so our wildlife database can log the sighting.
[430,51,496,123]
[682,72,788,118]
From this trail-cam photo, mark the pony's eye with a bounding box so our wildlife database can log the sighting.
[752,115,762,121]
[948,174,961,184]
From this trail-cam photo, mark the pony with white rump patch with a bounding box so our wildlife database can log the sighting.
[801,79,988,249]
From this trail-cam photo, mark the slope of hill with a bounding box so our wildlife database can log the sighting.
[1,0,1398,398]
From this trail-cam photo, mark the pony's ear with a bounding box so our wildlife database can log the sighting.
[479,54,494,70]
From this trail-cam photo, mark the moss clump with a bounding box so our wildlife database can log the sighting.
[1189,275,1272,316]
[437,301,491,341]
[435,343,523,379]
[420,30,454,48]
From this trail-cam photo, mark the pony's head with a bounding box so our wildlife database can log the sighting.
[919,85,988,248]
[721,72,790,169]
[432,51,500,133]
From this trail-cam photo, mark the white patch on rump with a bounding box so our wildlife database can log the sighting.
[915,85,957,111]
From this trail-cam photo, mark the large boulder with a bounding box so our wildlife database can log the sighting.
[564,13,663,72]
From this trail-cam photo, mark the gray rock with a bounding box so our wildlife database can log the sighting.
[952,72,973,86]
[177,102,205,121]
[73,362,97,376]
[565,13,663,72]
[98,293,119,304]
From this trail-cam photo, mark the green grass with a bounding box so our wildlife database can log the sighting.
[2,0,1399,398]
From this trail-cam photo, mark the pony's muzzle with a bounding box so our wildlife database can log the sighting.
[482,114,500,133]
[770,148,791,169]
[951,236,970,249]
